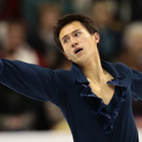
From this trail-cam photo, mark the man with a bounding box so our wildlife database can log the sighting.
[0,14,141,142]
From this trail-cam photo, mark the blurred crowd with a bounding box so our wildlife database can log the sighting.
[0,0,142,131]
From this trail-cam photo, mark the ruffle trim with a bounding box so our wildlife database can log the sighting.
[80,80,128,134]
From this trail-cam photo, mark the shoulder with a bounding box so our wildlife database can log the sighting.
[112,62,133,79]
[55,68,72,75]
[113,62,131,72]
[55,68,76,82]
[102,59,132,77]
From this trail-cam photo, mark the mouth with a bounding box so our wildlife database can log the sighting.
[74,48,83,54]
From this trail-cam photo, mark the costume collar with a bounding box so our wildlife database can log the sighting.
[70,62,89,84]
[70,59,125,85]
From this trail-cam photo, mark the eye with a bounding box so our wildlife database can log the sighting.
[74,32,80,37]
[64,38,69,43]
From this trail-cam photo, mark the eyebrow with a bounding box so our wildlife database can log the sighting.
[61,29,81,41]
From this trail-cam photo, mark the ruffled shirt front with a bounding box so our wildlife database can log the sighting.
[75,60,129,134]
[80,81,127,134]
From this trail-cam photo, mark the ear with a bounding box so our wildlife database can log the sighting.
[93,32,100,44]
[63,52,70,60]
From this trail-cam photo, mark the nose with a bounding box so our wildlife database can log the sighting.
[71,38,78,47]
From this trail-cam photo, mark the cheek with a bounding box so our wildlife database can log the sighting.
[62,44,68,53]
[62,43,71,53]
[62,45,65,52]
[62,47,70,57]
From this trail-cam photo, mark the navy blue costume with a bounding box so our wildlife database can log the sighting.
[0,58,141,142]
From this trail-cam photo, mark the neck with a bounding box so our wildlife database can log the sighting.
[79,55,106,84]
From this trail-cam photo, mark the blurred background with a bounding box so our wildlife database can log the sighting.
[0,0,142,141]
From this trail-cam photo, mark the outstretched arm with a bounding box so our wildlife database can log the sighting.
[0,59,65,106]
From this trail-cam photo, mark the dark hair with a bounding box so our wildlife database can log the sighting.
[53,13,99,52]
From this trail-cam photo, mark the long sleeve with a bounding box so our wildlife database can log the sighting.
[131,68,142,101]
[0,59,65,106]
